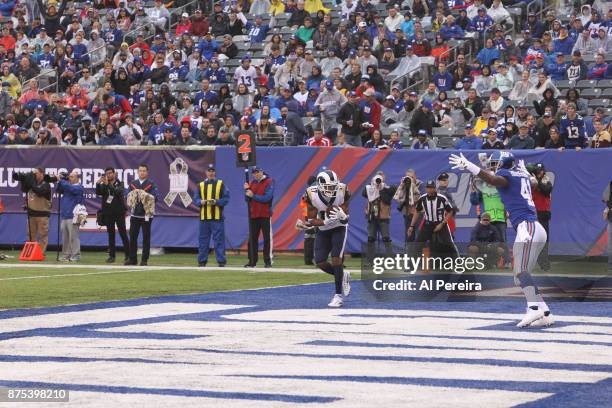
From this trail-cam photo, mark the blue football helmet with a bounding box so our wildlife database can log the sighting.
[488,151,515,172]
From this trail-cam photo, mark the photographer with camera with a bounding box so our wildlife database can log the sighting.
[529,163,553,271]
[96,167,130,263]
[363,171,397,258]
[56,170,85,262]
[12,167,54,253]
[394,169,423,244]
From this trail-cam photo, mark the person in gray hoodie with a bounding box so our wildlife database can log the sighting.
[314,80,347,134]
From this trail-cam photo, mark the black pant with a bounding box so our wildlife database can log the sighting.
[537,213,550,270]
[129,217,152,263]
[248,217,272,265]
[106,214,129,259]
[304,229,315,265]
[413,221,458,259]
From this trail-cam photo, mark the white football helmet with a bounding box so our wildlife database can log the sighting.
[317,170,340,198]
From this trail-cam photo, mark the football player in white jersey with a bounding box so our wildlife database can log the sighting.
[297,170,351,307]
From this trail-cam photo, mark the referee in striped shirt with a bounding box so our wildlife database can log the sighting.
[409,180,458,258]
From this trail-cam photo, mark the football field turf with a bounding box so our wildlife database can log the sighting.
[0,251,606,310]
[0,251,341,310]
[0,252,610,407]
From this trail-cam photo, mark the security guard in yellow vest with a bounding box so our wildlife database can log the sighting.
[193,164,230,267]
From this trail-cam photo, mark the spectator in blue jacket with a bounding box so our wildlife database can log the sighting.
[553,27,575,55]
[588,53,608,80]
[438,15,465,40]
[545,53,568,81]
[469,6,493,34]
[98,123,126,145]
[0,0,15,17]
[168,59,189,83]
[238,11,275,44]
[455,124,481,149]
[523,12,544,39]
[477,38,501,66]
[56,170,85,262]
[204,59,227,83]
[432,62,454,92]
[198,31,219,61]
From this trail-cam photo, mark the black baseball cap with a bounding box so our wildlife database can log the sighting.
[207,164,216,171]
[437,172,449,181]
[425,180,436,188]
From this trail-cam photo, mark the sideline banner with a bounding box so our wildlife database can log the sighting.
[0,146,610,256]
[0,147,213,217]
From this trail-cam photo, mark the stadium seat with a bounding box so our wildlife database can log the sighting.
[602,88,612,98]
[598,79,612,88]
[581,89,602,99]
[433,127,454,137]
[576,80,598,89]
[582,55,596,63]
[437,137,456,149]
[588,99,610,108]
[555,80,571,90]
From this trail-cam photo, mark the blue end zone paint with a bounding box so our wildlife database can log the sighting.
[225,375,612,403]
[0,380,339,403]
[302,340,539,353]
[1,281,611,406]
[178,347,612,373]
[514,377,612,408]
[287,328,612,347]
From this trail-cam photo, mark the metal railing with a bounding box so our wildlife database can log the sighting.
[255,130,296,146]
[397,38,474,95]
[37,0,201,94]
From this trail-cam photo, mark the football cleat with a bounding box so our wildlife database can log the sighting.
[517,307,545,328]
[528,313,555,328]
[342,271,351,297]
[328,294,343,308]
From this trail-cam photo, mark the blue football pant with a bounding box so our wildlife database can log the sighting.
[198,220,226,264]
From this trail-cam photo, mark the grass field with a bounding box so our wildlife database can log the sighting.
[0,250,607,310]
[0,251,348,310]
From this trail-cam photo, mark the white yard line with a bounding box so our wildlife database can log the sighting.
[0,263,359,280]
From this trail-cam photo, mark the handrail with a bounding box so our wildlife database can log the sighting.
[40,0,201,93]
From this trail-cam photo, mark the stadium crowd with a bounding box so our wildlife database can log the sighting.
[0,0,610,150]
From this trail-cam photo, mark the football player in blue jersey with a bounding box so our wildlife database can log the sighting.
[449,151,553,328]
[559,102,588,150]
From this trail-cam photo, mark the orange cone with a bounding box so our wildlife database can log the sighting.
[19,242,45,261]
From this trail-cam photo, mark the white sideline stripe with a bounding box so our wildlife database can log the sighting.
[0,263,361,280]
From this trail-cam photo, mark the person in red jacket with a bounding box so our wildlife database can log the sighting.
[175,13,192,36]
[244,166,275,268]
[530,163,553,271]
[189,9,209,37]
[103,93,133,121]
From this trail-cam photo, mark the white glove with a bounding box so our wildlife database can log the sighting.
[517,159,530,176]
[295,219,309,231]
[329,207,348,221]
[449,153,481,176]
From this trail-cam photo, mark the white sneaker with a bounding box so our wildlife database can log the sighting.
[328,294,343,308]
[528,313,555,327]
[342,271,351,297]
[517,307,545,328]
